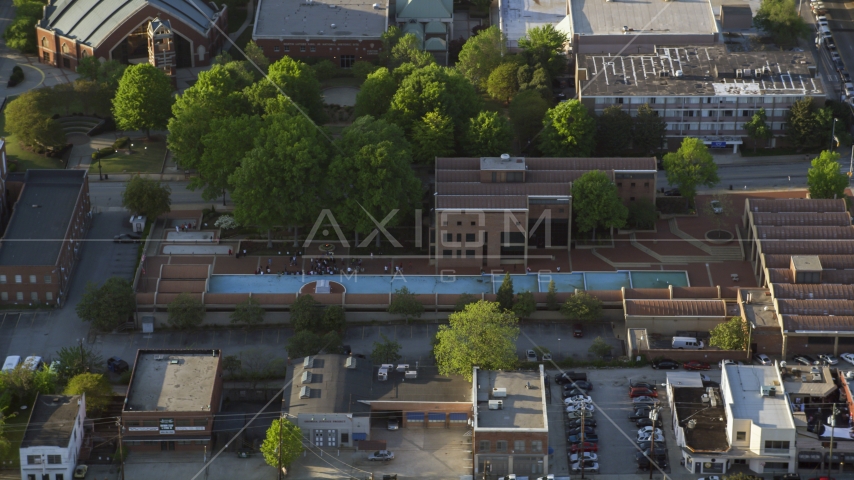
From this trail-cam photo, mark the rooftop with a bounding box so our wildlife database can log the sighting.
[672,386,729,452]
[475,369,546,430]
[284,355,373,415]
[624,299,727,317]
[0,170,86,267]
[125,350,221,413]
[739,288,778,328]
[254,0,389,39]
[21,395,82,448]
[369,366,471,403]
[499,0,567,47]
[41,0,220,48]
[481,156,526,171]
[571,0,716,36]
[781,364,836,397]
[577,46,824,97]
[723,365,794,429]
[746,198,847,213]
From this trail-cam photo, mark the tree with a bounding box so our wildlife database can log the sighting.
[261,418,304,471]
[517,64,551,100]
[75,278,136,332]
[412,110,455,164]
[243,41,270,74]
[112,63,173,137]
[388,286,424,322]
[192,114,264,204]
[121,175,171,219]
[74,80,117,117]
[596,105,633,157]
[456,26,507,90]
[545,280,558,311]
[743,108,773,152]
[31,117,67,151]
[328,116,420,245]
[54,344,104,384]
[539,100,597,157]
[287,330,323,358]
[462,111,513,157]
[709,317,748,350]
[560,291,602,323]
[2,367,36,401]
[3,15,38,53]
[64,373,113,415]
[76,58,127,90]
[354,67,397,118]
[391,34,435,68]
[662,137,720,206]
[167,293,205,329]
[632,104,667,156]
[434,301,520,380]
[509,89,549,148]
[496,273,515,311]
[807,150,848,199]
[352,61,380,81]
[627,199,658,230]
[572,170,628,237]
[517,25,568,79]
[5,90,49,148]
[454,293,478,312]
[513,291,537,320]
[231,297,266,325]
[33,366,58,397]
[239,348,286,387]
[785,98,818,149]
[230,110,328,247]
[753,0,811,47]
[379,26,404,66]
[222,355,242,378]
[262,56,327,123]
[486,62,519,103]
[371,333,402,365]
[290,295,320,333]
[588,336,612,359]
[321,306,346,334]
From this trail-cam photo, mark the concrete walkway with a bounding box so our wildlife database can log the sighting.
[227,0,255,45]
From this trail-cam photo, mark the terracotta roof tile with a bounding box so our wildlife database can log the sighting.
[771,283,854,300]
[755,226,854,240]
[671,287,721,299]
[782,315,854,332]
[585,290,624,302]
[435,158,480,169]
[751,212,851,227]
[764,254,854,269]
[437,183,570,196]
[525,157,656,171]
[766,268,793,283]
[720,286,740,299]
[624,288,671,299]
[746,198,847,213]
[776,299,854,316]
[759,240,854,255]
[435,195,527,210]
[624,299,727,316]
[436,170,479,182]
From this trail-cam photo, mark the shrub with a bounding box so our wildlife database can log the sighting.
[99,146,114,156]
[113,136,130,149]
[7,163,17,173]
[351,61,379,81]
[312,60,338,81]
[214,215,239,230]
[7,66,24,87]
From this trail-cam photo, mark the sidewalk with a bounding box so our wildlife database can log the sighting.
[711,151,813,166]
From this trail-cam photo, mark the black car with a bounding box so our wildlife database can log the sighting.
[107,356,130,374]
[629,407,652,421]
[652,359,680,369]
[567,426,597,437]
[563,380,593,391]
[555,372,588,385]
[636,449,667,463]
[567,433,599,444]
[544,374,550,388]
[637,441,666,452]
[562,388,588,398]
[568,418,597,428]
[114,232,142,243]
[793,355,818,366]
[842,70,852,83]
[663,188,681,196]
[636,417,663,428]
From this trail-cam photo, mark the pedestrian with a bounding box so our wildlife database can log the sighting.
[243,249,246,256]
[268,258,272,266]
[384,265,389,273]
[266,266,271,274]
[557,266,561,272]
[176,226,180,233]
[229,248,232,255]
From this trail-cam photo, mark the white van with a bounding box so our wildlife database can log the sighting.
[672,337,704,350]
[2,355,21,371]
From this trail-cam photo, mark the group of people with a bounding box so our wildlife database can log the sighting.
[175,222,195,233]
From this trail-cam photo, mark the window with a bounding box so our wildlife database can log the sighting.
[630,182,636,187]
[644,182,649,187]
[81,50,89,58]
[1,293,7,301]
[442,250,451,256]
[142,420,159,427]
[43,52,50,63]
[300,46,306,52]
[61,43,68,54]
[456,221,462,226]
[496,441,508,452]
[444,233,452,242]
[14,275,21,284]
[531,440,543,453]
[630,197,636,201]
[466,233,475,242]
[764,440,790,451]
[45,292,52,301]
[274,46,280,52]
[340,54,355,68]
[765,462,789,470]
[723,110,733,117]
[29,275,36,284]
[465,250,475,257]
[309,45,316,52]
[0,275,6,284]
[47,455,61,464]
[514,440,525,453]
[341,433,349,443]
[506,172,523,182]
[456,250,461,257]
[617,182,622,187]
[31,292,38,301]
[27,475,35,480]
[44,276,51,284]
[41,37,48,47]
[479,440,490,452]
[470,221,476,226]
[456,234,461,242]
[16,292,23,301]
[27,455,42,464]
[736,431,746,441]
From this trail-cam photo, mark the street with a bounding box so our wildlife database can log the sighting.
[88,180,230,210]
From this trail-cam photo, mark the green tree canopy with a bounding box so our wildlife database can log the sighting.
[391,34,435,68]
[509,90,549,148]
[517,64,552,101]
[412,110,455,164]
[354,67,397,118]
[3,1,42,53]
[462,111,513,157]
[496,273,515,311]
[434,301,520,380]
[379,26,404,66]
[743,108,773,152]
[64,373,113,415]
[112,63,174,137]
[76,58,127,90]
[560,291,603,323]
[626,199,658,230]
[588,336,612,358]
[54,345,104,384]
[785,98,818,149]
[371,333,403,365]
[709,317,748,350]
[261,418,304,470]
[662,137,720,206]
[167,293,205,329]
[632,104,667,156]
[512,291,537,320]
[73,80,114,117]
[486,62,519,103]
[243,40,270,75]
[807,150,848,199]
[518,25,568,79]
[5,90,50,148]
[572,170,628,235]
[230,297,266,325]
[287,330,323,358]
[546,280,558,311]
[75,278,136,331]
[595,105,633,157]
[388,286,424,322]
[753,0,811,47]
[191,114,263,204]
[539,100,597,157]
[454,293,479,312]
[121,175,171,218]
[321,306,346,334]
[263,56,327,123]
[456,26,507,90]
[290,295,320,333]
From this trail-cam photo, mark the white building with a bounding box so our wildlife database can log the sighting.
[20,394,86,480]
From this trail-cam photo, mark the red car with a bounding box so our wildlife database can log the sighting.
[683,361,711,371]
[629,387,658,398]
[573,324,583,338]
[569,442,598,454]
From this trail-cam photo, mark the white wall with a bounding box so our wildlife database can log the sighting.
[296,412,367,447]
[20,395,86,480]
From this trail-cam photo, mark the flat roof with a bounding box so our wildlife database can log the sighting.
[481,156,526,171]
[125,350,220,413]
[791,255,823,271]
[475,369,546,429]
[0,170,86,266]
[21,395,81,448]
[781,365,836,397]
[284,355,373,415]
[370,365,471,403]
[747,198,848,213]
[672,386,729,452]
[740,288,778,328]
[578,46,824,97]
[254,0,388,39]
[723,365,793,429]
[667,371,705,388]
[624,299,726,317]
[499,0,567,47]
[571,0,716,36]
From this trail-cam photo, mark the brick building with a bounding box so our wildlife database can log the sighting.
[473,366,549,479]
[432,156,657,270]
[122,350,223,453]
[0,170,89,307]
[36,0,227,72]
[252,0,389,66]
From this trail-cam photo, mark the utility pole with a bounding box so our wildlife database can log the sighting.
[828,405,839,478]
[116,417,125,480]
[580,409,585,480]
[830,118,838,152]
[649,406,660,479]
[277,414,284,480]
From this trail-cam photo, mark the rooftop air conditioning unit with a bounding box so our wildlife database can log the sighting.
[345,357,356,368]
[500,153,511,161]
[743,68,752,78]
[492,387,507,398]
[675,70,683,77]
[812,373,822,382]
[760,386,776,396]
[304,356,314,368]
[701,394,710,403]
[405,370,417,379]
[299,386,311,399]
[488,400,504,410]
[301,371,312,384]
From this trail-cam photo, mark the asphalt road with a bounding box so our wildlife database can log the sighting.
[88,181,231,210]
[808,0,854,100]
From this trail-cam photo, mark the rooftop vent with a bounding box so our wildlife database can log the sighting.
[674,70,683,77]
[492,387,507,398]
[331,23,337,28]
[301,371,312,384]
[500,153,511,161]
[687,419,697,429]
[760,386,777,396]
[170,359,179,365]
[304,356,314,368]
[373,2,381,7]
[488,400,503,410]
[345,356,356,368]
[299,386,311,399]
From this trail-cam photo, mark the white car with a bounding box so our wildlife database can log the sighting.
[22,356,42,371]
[571,460,599,473]
[542,353,553,361]
[819,354,839,365]
[368,450,394,461]
[566,403,595,413]
[569,452,598,463]
[638,426,663,436]
[841,353,854,365]
[719,359,734,368]
[637,432,665,443]
[526,350,538,362]
[564,395,593,405]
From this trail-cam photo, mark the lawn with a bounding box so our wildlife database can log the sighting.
[96,139,167,174]
[0,115,64,171]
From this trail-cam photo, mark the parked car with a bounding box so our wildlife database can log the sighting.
[567,410,594,419]
[636,449,667,465]
[636,417,663,428]
[753,353,772,365]
[819,354,839,365]
[841,353,854,365]
[573,324,583,338]
[632,396,659,405]
[569,441,598,453]
[566,403,595,414]
[663,188,681,196]
[652,359,680,369]
[107,356,130,374]
[841,70,852,83]
[569,452,598,463]
[73,465,88,479]
[710,199,722,214]
[637,432,665,443]
[22,356,42,371]
[684,361,711,371]
[629,407,652,421]
[719,359,735,368]
[113,232,142,243]
[629,381,656,390]
[526,350,538,362]
[563,388,588,398]
[555,372,588,384]
[368,450,395,461]
[2,356,21,372]
[564,395,593,405]
[571,460,599,473]
[637,426,663,436]
[568,418,597,428]
[630,387,658,398]
[542,352,552,361]
[567,433,598,444]
[567,426,597,437]
[793,354,818,366]
[637,440,666,452]
[387,419,399,431]
[564,380,593,391]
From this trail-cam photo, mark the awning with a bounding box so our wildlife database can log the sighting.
[352,433,367,441]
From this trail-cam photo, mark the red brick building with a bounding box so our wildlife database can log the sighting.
[36,0,227,71]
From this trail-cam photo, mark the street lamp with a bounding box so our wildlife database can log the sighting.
[830,118,838,152]
[649,406,660,479]
[558,338,561,360]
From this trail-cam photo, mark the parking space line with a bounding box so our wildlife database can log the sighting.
[0,313,6,330]
[15,314,22,328]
